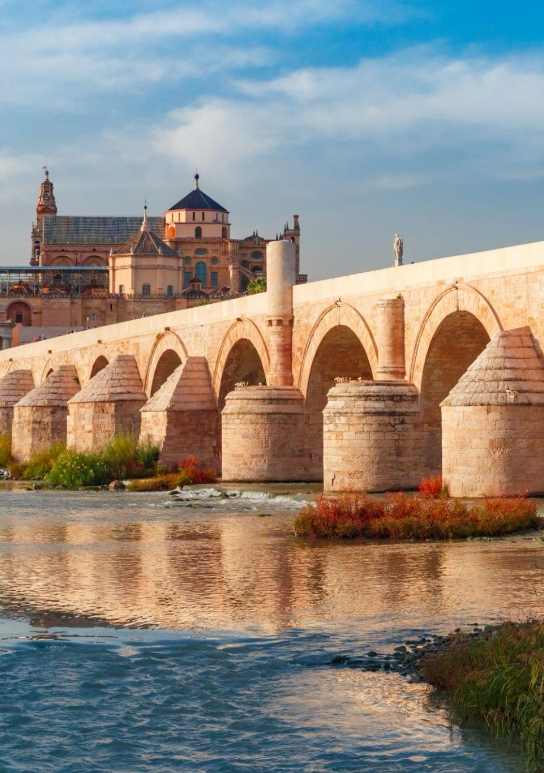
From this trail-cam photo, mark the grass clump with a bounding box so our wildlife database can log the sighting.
[101,435,159,479]
[294,492,541,540]
[0,434,13,468]
[418,475,449,498]
[126,473,179,492]
[421,621,544,770]
[8,442,67,480]
[46,450,110,488]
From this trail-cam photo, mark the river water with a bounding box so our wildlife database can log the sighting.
[0,487,543,772]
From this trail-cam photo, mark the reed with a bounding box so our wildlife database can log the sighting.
[421,621,544,771]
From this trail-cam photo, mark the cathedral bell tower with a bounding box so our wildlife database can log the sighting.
[31,167,57,265]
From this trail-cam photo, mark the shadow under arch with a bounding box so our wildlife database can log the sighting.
[89,355,109,381]
[213,318,270,405]
[144,331,189,397]
[412,285,502,477]
[40,357,60,384]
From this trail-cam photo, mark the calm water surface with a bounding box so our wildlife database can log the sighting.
[0,488,543,772]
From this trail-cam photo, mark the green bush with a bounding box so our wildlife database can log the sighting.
[0,435,12,468]
[19,442,66,480]
[47,450,110,488]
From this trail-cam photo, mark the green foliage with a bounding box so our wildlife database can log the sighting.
[101,434,159,479]
[294,493,541,540]
[18,442,66,480]
[47,450,110,488]
[247,276,266,295]
[421,621,544,771]
[0,435,12,468]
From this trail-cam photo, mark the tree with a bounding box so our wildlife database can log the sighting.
[247,276,267,295]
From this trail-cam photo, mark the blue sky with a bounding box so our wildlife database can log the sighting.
[1,0,544,278]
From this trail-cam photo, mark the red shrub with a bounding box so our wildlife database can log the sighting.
[418,476,449,498]
[177,456,217,486]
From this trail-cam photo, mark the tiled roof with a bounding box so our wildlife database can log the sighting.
[69,355,146,403]
[113,229,179,257]
[16,365,80,407]
[441,327,544,407]
[0,370,35,407]
[43,216,164,245]
[168,189,228,213]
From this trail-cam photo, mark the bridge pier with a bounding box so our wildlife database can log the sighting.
[12,365,80,462]
[67,355,146,452]
[0,370,35,436]
[222,240,308,481]
[140,357,219,471]
[442,327,544,496]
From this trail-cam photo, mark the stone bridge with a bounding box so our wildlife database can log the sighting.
[1,239,544,496]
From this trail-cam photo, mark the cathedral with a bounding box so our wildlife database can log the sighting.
[0,170,303,344]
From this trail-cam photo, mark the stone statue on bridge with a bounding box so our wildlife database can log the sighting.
[393,233,403,267]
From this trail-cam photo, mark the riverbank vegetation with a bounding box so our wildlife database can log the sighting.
[421,621,544,771]
[0,433,216,490]
[294,489,541,540]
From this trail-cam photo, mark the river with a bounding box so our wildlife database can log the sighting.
[0,487,542,772]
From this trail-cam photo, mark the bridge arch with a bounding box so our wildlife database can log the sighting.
[89,355,109,381]
[214,319,270,407]
[298,303,377,480]
[144,331,189,397]
[410,283,501,389]
[40,357,60,384]
[411,284,502,476]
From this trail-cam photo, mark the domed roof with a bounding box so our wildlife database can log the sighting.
[168,175,228,213]
[441,326,544,407]
[112,209,179,257]
[16,365,80,407]
[69,355,145,404]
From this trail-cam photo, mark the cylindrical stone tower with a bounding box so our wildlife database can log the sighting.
[222,240,308,481]
[222,386,306,481]
[375,297,405,380]
[323,380,422,492]
[442,326,544,497]
[0,369,35,435]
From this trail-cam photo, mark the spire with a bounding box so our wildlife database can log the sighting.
[194,172,200,190]
[140,202,149,232]
[36,166,57,216]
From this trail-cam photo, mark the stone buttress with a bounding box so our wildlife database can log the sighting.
[323,297,424,492]
[222,240,308,481]
[12,365,80,461]
[67,355,146,451]
[139,357,219,471]
[442,326,544,497]
[0,369,35,435]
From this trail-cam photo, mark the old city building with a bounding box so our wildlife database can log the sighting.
[0,170,303,343]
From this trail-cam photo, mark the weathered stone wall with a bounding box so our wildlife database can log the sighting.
[12,405,68,461]
[323,381,422,492]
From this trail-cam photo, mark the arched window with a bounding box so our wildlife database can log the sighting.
[195,227,202,239]
[166,285,173,296]
[142,283,151,297]
[240,275,249,292]
[211,271,218,287]
[119,284,125,295]
[168,225,175,239]
[195,261,207,285]
[222,226,227,238]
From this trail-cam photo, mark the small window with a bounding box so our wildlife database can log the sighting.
[241,260,249,269]
[195,248,207,256]
[15,313,22,323]
[211,271,218,287]
[166,285,173,296]
[240,275,249,292]
[195,227,202,239]
[118,284,125,294]
[252,265,261,273]
[142,283,151,297]
[192,212,196,221]
[201,212,205,221]
[184,257,191,265]
[221,226,227,238]
[251,251,263,260]
[211,257,218,265]
[184,271,191,287]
